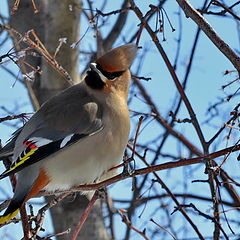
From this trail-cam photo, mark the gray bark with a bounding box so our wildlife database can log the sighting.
[37,0,81,103]
[8,0,109,239]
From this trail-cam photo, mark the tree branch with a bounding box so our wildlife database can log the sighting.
[176,0,240,75]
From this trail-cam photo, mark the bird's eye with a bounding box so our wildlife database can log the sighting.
[96,64,124,81]
[106,71,124,80]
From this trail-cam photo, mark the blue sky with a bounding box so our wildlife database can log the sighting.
[0,0,240,239]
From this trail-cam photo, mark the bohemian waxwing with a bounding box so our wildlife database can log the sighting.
[0,43,138,224]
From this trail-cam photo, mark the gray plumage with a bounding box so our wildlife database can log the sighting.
[0,43,137,223]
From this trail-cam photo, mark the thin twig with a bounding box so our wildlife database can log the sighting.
[176,0,240,74]
[150,218,177,240]
[212,0,240,21]
[32,193,71,238]
[119,209,150,240]
[0,113,33,123]
[20,205,32,239]
[131,116,144,160]
[71,191,99,240]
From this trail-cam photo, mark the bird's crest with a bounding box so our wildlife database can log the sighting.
[96,44,138,72]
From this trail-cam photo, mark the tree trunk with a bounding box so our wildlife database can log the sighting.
[8,0,109,239]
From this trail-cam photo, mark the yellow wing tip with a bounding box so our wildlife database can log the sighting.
[0,209,19,225]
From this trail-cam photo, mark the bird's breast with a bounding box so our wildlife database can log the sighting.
[43,100,130,192]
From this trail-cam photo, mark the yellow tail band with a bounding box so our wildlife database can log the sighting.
[0,209,19,225]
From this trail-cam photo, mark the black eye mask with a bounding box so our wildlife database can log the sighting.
[96,64,125,80]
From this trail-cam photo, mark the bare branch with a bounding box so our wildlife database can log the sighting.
[176,0,240,75]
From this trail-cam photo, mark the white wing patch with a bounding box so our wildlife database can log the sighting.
[60,134,74,148]
[2,137,53,177]
[28,137,53,147]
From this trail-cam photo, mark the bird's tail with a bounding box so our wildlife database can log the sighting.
[0,168,50,225]
[0,199,22,224]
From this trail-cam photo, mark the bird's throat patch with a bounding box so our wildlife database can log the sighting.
[85,70,105,90]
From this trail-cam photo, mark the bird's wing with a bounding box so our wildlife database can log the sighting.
[0,83,103,179]
[0,127,23,159]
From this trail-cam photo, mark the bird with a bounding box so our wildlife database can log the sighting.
[0,43,137,224]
